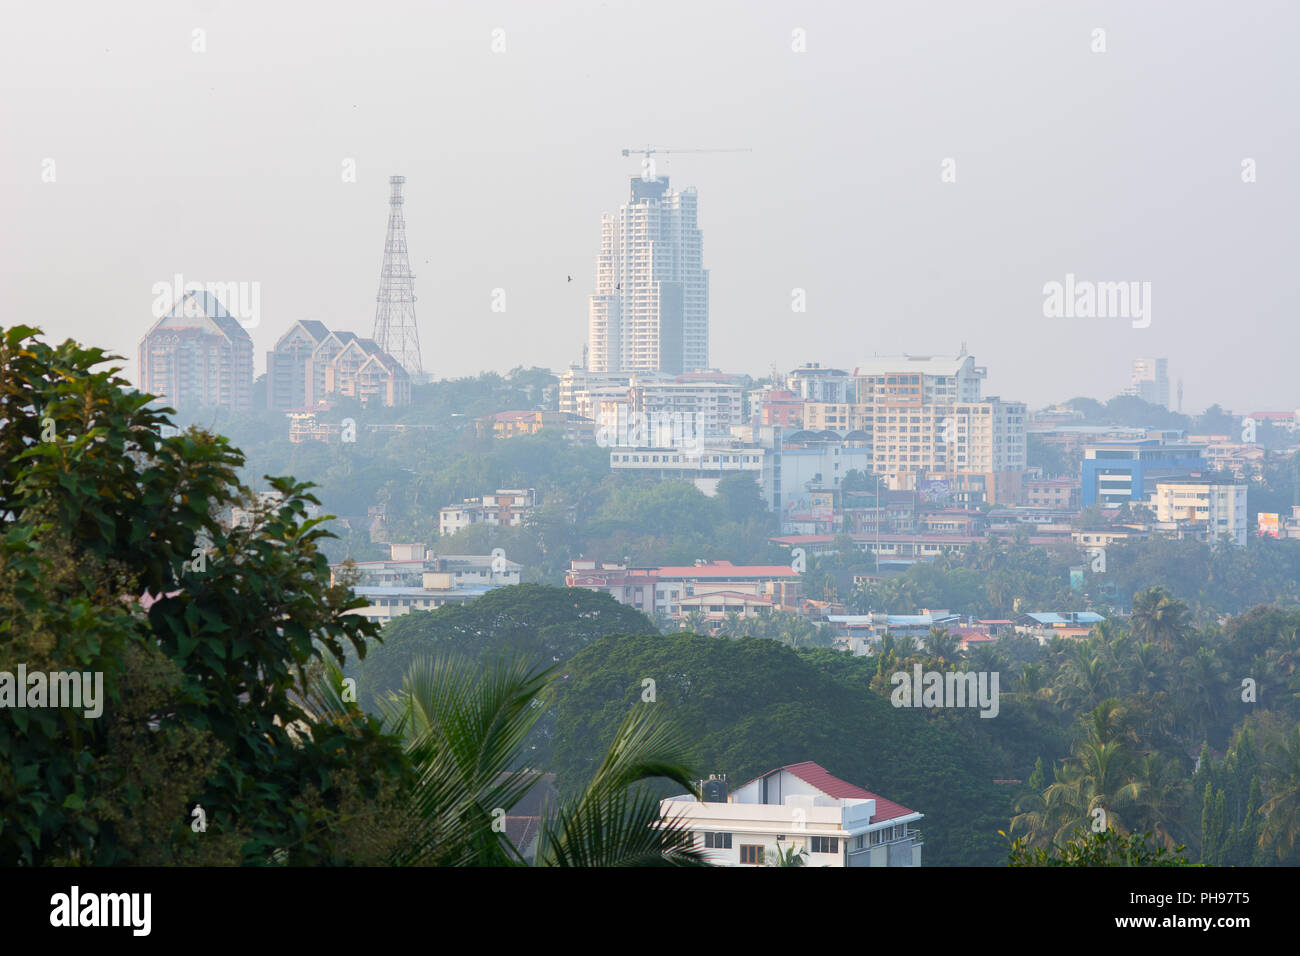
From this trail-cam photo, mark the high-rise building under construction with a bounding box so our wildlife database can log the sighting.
[588,176,708,375]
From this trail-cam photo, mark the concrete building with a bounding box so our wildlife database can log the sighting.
[787,363,856,403]
[852,354,1027,505]
[748,387,805,428]
[660,762,923,867]
[301,329,410,407]
[332,544,522,624]
[1025,478,1081,510]
[478,410,596,442]
[1152,476,1248,547]
[587,176,708,375]
[566,559,801,621]
[1124,357,1170,409]
[265,319,331,410]
[439,489,537,537]
[1082,440,1207,506]
[139,291,254,411]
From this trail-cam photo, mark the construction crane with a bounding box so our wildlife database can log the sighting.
[620,146,753,159]
[621,146,751,183]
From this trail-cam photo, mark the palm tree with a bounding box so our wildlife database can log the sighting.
[1130,587,1191,653]
[305,655,710,866]
[1259,723,1300,861]
[766,843,807,866]
[924,627,961,662]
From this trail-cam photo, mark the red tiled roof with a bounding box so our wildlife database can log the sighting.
[747,761,917,822]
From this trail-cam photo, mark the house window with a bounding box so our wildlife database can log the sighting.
[704,832,733,849]
[810,836,839,853]
[739,844,764,865]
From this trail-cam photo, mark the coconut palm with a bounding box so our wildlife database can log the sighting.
[1259,723,1300,861]
[923,627,961,662]
[766,843,807,866]
[305,655,710,866]
[1130,587,1191,653]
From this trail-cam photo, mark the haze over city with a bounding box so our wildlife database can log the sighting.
[3,0,1297,411]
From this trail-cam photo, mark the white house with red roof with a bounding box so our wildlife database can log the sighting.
[660,761,923,867]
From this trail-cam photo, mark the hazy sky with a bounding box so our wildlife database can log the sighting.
[3,0,1296,413]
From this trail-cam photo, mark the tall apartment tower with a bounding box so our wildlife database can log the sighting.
[139,291,254,411]
[1126,357,1170,409]
[587,176,708,375]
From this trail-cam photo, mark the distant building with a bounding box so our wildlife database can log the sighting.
[1016,611,1106,643]
[265,319,331,410]
[566,559,801,621]
[478,410,596,442]
[138,291,254,411]
[1124,357,1170,409]
[1025,478,1081,510]
[1082,440,1206,506]
[852,354,1027,505]
[332,543,521,624]
[787,363,856,403]
[588,176,708,374]
[439,489,537,537]
[301,329,411,407]
[749,388,805,428]
[660,762,923,867]
[1151,476,1248,547]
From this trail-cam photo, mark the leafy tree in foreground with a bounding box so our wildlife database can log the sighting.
[0,326,404,864]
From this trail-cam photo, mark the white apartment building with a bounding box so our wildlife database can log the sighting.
[1152,477,1248,547]
[587,176,709,375]
[439,489,537,537]
[660,762,923,867]
[333,546,522,624]
[787,363,856,403]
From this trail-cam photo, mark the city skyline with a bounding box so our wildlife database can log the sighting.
[4,1,1297,414]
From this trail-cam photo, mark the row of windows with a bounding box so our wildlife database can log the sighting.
[696,832,840,855]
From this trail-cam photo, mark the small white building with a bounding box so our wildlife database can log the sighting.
[661,761,923,867]
[439,489,537,537]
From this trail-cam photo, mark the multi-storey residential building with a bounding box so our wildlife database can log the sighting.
[803,402,873,434]
[566,559,800,621]
[660,762,923,867]
[1152,476,1248,547]
[1082,440,1207,506]
[1025,478,1081,510]
[477,410,596,442]
[1124,357,1170,409]
[748,388,805,428]
[139,291,254,411]
[331,544,522,624]
[323,336,411,406]
[587,176,709,374]
[787,363,856,403]
[850,354,1027,505]
[439,489,537,537]
[299,328,410,407]
[265,319,331,409]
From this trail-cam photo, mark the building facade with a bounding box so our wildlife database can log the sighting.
[139,291,254,411]
[587,176,709,375]
[660,762,923,867]
[439,489,537,537]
